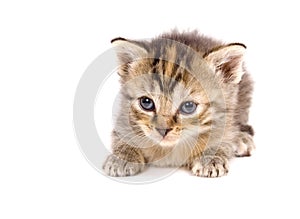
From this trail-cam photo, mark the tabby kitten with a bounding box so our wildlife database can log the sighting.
[103,30,254,177]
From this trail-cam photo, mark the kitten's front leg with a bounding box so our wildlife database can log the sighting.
[103,144,145,177]
[191,145,232,178]
[234,130,255,157]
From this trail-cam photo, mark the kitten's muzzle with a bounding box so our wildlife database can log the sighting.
[155,128,172,137]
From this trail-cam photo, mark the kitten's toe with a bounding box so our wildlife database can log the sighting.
[191,156,229,178]
[103,154,144,177]
[235,132,255,157]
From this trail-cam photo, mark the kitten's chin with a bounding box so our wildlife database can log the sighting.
[159,137,179,147]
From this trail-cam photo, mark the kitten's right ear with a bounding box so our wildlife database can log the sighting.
[111,37,148,64]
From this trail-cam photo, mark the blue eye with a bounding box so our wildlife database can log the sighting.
[139,96,155,111]
[180,101,197,114]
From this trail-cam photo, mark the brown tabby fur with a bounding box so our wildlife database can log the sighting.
[103,30,254,177]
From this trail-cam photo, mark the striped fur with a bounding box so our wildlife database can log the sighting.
[103,30,255,177]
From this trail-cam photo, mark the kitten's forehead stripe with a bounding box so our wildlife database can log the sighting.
[152,58,160,67]
[169,62,179,78]
[161,60,166,75]
[152,73,164,92]
[169,72,182,92]
[149,43,195,94]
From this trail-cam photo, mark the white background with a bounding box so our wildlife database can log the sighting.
[1,0,300,218]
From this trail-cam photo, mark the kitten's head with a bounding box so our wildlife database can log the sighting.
[112,37,245,148]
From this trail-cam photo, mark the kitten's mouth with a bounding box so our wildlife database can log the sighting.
[159,136,179,147]
[144,127,180,147]
[152,128,181,147]
[147,134,179,147]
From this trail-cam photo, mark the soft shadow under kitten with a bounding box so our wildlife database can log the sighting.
[103,30,254,177]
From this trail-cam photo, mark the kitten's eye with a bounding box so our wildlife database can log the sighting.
[179,101,197,114]
[139,96,155,111]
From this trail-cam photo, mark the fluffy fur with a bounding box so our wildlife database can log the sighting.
[103,30,254,177]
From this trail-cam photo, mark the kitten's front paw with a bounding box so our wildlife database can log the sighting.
[102,154,144,177]
[235,131,255,157]
[191,156,229,178]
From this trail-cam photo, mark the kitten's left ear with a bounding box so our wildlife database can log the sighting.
[111,37,148,64]
[204,43,246,84]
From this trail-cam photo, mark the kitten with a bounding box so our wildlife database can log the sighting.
[102,30,254,177]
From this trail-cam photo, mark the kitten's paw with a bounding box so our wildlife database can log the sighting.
[235,131,255,157]
[102,154,144,177]
[191,156,229,178]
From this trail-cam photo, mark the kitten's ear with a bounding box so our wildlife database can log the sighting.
[111,37,148,64]
[204,43,246,84]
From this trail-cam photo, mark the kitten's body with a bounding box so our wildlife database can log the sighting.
[103,30,254,177]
